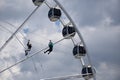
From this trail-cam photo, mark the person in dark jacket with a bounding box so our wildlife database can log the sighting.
[44,40,53,54]
[25,40,32,56]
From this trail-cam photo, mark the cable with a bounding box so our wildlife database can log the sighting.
[0,32,75,74]
[71,38,76,46]
[0,24,13,33]
[0,6,40,52]
[4,21,28,40]
[0,24,26,49]
[15,35,26,49]
[1,22,42,57]
[0,26,10,34]
[1,21,76,72]
[7,63,16,80]
[31,57,38,73]
[44,1,51,8]
[39,73,92,80]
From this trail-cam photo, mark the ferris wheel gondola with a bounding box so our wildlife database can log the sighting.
[81,65,96,80]
[32,0,45,6]
[73,45,86,59]
[48,8,62,22]
[62,25,76,39]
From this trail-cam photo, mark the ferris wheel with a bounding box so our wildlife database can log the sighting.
[0,0,96,80]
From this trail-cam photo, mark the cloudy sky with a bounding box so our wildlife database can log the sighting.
[0,0,120,80]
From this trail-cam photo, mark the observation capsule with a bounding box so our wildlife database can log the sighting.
[48,8,62,22]
[32,0,44,6]
[81,65,95,80]
[62,25,76,39]
[73,45,86,59]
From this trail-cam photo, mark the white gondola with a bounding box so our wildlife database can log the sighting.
[32,0,45,6]
[81,65,95,80]
[62,25,76,39]
[48,8,62,22]
[73,45,86,59]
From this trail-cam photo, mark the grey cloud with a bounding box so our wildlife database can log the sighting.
[0,0,34,21]
[103,0,120,26]
[0,0,120,80]
[60,0,120,26]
